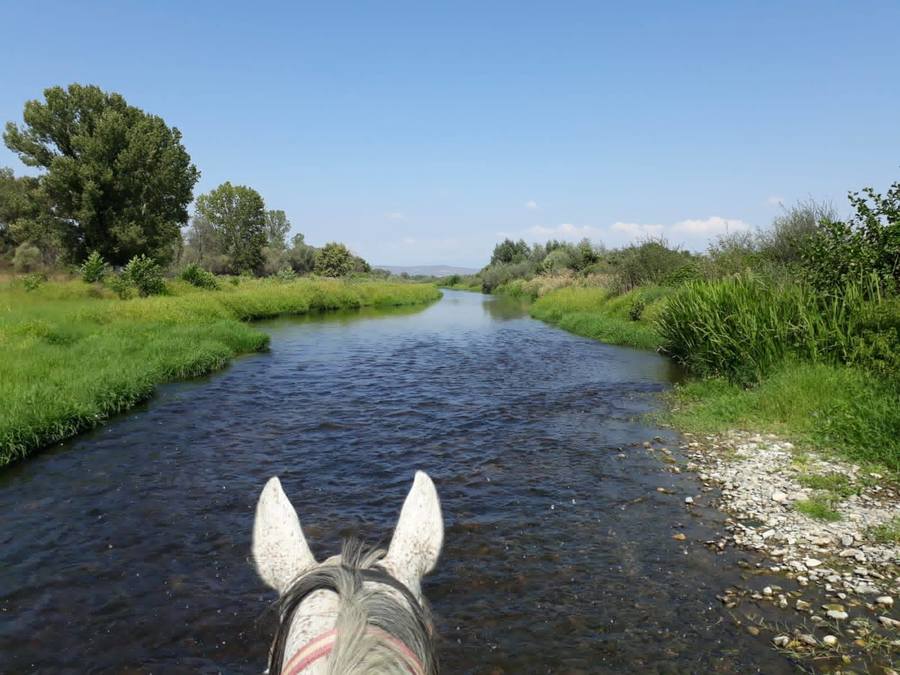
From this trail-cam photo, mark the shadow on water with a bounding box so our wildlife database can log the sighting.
[0,290,796,673]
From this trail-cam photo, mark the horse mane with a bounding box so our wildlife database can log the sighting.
[267,540,438,675]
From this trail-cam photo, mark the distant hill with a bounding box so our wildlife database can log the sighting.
[374,264,479,278]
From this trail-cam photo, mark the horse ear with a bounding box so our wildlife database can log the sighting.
[384,471,444,595]
[252,476,317,594]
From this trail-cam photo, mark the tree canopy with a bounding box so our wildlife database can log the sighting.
[194,182,267,274]
[3,84,199,265]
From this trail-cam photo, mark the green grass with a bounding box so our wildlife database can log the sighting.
[796,472,856,498]
[867,516,900,544]
[0,277,440,467]
[528,285,669,351]
[666,362,900,474]
[794,495,842,522]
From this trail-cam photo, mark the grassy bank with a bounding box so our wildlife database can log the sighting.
[509,280,900,475]
[0,278,440,467]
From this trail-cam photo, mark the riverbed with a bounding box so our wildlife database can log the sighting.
[0,290,796,672]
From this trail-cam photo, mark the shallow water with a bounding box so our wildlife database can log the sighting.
[0,291,795,673]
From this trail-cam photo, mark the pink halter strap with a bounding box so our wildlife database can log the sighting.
[282,626,425,675]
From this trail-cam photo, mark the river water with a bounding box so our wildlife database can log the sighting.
[0,291,795,673]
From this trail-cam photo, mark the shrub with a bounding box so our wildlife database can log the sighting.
[23,272,47,291]
[122,255,165,297]
[481,261,536,293]
[275,267,297,282]
[628,298,646,321]
[13,242,42,273]
[612,238,693,292]
[180,263,219,290]
[106,273,134,299]
[760,199,835,265]
[800,182,900,294]
[314,242,355,277]
[80,251,108,283]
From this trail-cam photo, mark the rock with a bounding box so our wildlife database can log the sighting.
[762,586,773,596]
[876,596,894,607]
[799,634,818,647]
[804,558,822,568]
[761,529,776,539]
[841,534,855,547]
[684,496,694,505]
[795,599,811,611]
[823,635,838,647]
[672,533,686,541]
[773,635,790,648]
[827,609,849,620]
[746,626,760,636]
[771,491,788,504]
[879,615,900,628]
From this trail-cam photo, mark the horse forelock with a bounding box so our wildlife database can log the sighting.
[267,540,438,675]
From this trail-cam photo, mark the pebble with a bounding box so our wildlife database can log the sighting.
[876,595,894,607]
[795,599,810,611]
[773,635,790,648]
[804,558,822,568]
[684,496,694,504]
[771,491,788,504]
[879,615,900,628]
[823,635,838,647]
[762,586,773,596]
[827,609,849,620]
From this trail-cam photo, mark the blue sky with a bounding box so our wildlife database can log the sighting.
[3,1,899,267]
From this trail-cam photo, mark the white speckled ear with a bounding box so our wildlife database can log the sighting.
[384,471,444,596]
[252,476,317,594]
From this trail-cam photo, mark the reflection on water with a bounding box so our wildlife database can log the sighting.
[0,291,792,673]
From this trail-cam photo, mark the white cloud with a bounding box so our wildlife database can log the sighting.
[611,221,665,238]
[525,200,539,210]
[670,216,750,235]
[766,195,785,206]
[522,222,605,240]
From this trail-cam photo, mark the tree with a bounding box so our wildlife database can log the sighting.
[287,233,317,273]
[264,210,291,249]
[314,242,355,276]
[3,84,199,265]
[195,182,267,274]
[0,167,58,261]
[490,238,530,265]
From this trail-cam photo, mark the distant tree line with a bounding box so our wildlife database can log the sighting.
[0,84,369,278]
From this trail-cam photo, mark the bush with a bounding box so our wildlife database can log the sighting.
[13,242,42,273]
[314,242,355,277]
[481,261,536,293]
[23,272,47,291]
[760,200,834,265]
[275,267,297,282]
[122,255,165,297]
[180,263,219,290]
[612,239,693,292]
[106,273,134,299]
[800,183,900,294]
[80,251,108,283]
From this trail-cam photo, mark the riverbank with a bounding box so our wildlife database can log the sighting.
[0,277,440,467]
[502,281,899,664]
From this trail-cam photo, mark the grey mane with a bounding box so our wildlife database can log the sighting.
[267,541,438,675]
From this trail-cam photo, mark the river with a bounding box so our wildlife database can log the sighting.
[0,290,794,673]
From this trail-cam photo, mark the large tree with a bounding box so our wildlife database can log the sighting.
[264,209,291,249]
[3,84,199,264]
[195,182,267,274]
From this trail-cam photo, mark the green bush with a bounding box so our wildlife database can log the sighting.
[275,267,297,282]
[122,255,166,297]
[180,263,219,290]
[23,272,47,291]
[314,242,355,277]
[800,182,900,294]
[80,251,108,283]
[611,239,693,292]
[13,242,42,273]
[106,273,134,299]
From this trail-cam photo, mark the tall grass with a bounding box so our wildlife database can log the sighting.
[658,274,899,383]
[0,278,440,466]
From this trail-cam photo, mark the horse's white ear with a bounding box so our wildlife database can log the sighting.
[384,471,444,595]
[252,476,317,594]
